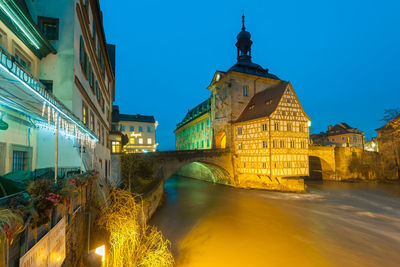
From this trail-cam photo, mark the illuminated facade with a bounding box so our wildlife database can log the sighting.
[110,105,158,153]
[174,15,310,181]
[0,0,115,180]
[311,123,365,149]
[174,99,212,150]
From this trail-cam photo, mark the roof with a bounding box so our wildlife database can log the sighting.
[118,114,155,123]
[376,114,400,131]
[175,98,211,130]
[235,82,289,123]
[228,60,279,79]
[327,123,364,136]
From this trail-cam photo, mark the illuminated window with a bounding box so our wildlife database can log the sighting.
[274,123,279,131]
[147,138,152,144]
[139,138,143,144]
[288,162,292,168]
[238,143,242,150]
[299,125,304,132]
[243,86,248,96]
[82,102,88,126]
[290,140,295,148]
[301,141,306,148]
[262,124,267,131]
[237,127,243,135]
[263,141,268,148]
[287,123,292,131]
[280,140,285,148]
[129,138,135,144]
[130,126,134,132]
[90,113,95,131]
[273,140,277,148]
[112,141,121,153]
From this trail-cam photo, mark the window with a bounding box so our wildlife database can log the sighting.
[201,140,204,148]
[207,139,210,147]
[14,49,31,71]
[301,141,306,148]
[38,17,59,41]
[147,126,152,133]
[92,23,96,47]
[196,142,199,149]
[139,126,143,132]
[280,140,285,148]
[262,141,268,148]
[237,127,243,135]
[89,63,93,88]
[207,119,210,128]
[293,112,297,116]
[80,36,84,66]
[262,162,267,169]
[243,86,248,96]
[112,141,120,153]
[201,122,204,130]
[40,80,53,93]
[273,140,277,148]
[290,140,295,148]
[82,102,88,126]
[139,138,143,144]
[287,123,292,131]
[120,125,125,132]
[299,125,304,132]
[197,124,199,132]
[90,113,95,131]
[12,151,27,171]
[129,138,135,144]
[262,124,267,131]
[147,138,152,144]
[129,126,134,132]
[224,88,227,97]
[0,29,7,48]
[287,99,291,103]
[274,123,279,131]
[265,99,273,105]
[282,111,286,115]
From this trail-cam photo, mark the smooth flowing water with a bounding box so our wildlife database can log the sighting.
[150,176,400,267]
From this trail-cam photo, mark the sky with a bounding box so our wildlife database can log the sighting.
[100,0,400,151]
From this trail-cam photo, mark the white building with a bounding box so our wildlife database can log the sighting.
[0,0,115,185]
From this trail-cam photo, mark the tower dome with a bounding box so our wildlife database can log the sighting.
[235,14,253,62]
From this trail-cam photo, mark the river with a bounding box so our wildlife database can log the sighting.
[150,176,400,267]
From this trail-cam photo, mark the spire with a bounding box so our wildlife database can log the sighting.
[242,13,246,30]
[235,14,252,62]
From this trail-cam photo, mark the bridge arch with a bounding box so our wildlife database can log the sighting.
[215,131,227,149]
[308,146,336,180]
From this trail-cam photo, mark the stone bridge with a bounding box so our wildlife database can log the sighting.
[111,149,236,186]
[309,145,365,180]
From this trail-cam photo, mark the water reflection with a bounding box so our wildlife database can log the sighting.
[150,177,400,267]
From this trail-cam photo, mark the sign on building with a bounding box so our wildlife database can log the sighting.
[20,217,66,267]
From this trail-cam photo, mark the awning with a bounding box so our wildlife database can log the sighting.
[0,45,98,145]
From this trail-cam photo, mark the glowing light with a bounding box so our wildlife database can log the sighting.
[0,56,98,142]
[0,2,40,49]
[308,120,312,127]
[95,245,105,262]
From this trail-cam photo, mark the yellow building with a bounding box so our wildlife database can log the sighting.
[174,99,212,150]
[233,82,310,179]
[174,15,310,184]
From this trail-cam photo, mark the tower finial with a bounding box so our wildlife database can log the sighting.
[242,13,245,31]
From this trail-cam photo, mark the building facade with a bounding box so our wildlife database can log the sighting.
[311,123,365,149]
[110,105,158,153]
[0,0,115,180]
[174,98,212,150]
[174,16,310,181]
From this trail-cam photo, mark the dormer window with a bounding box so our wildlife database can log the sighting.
[265,99,273,105]
[38,17,59,41]
[243,86,248,96]
[249,104,255,110]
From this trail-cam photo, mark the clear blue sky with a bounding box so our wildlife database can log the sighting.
[100,0,400,151]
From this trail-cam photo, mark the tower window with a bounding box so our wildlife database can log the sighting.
[243,86,248,96]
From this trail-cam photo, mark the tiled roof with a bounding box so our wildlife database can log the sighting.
[235,82,289,123]
[118,114,155,123]
[327,123,364,136]
[176,98,211,130]
[229,60,279,80]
